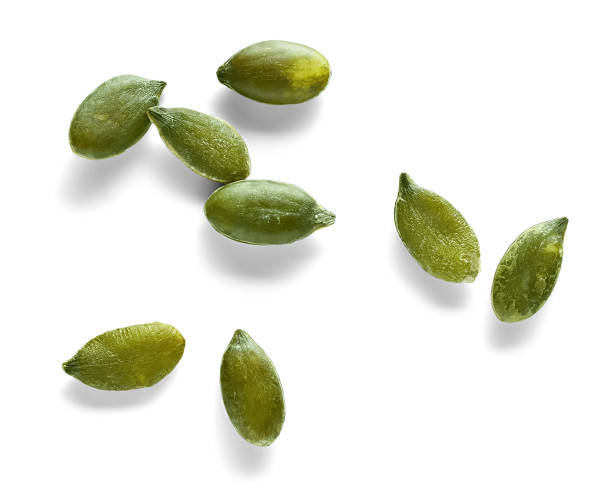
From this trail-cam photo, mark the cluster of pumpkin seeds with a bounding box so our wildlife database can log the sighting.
[65,38,569,449]
[66,40,333,447]
[394,173,567,321]
[63,325,284,446]
[69,40,335,246]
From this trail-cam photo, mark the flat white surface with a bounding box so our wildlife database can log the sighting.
[2,1,611,499]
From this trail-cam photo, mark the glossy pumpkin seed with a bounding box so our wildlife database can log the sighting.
[62,322,185,391]
[69,75,166,159]
[394,173,480,283]
[217,40,331,105]
[147,107,250,183]
[205,179,335,245]
[220,329,285,447]
[492,217,568,322]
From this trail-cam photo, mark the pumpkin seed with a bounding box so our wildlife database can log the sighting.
[394,173,480,283]
[69,75,166,159]
[205,179,335,245]
[220,329,285,447]
[492,217,568,322]
[147,107,250,183]
[62,322,185,391]
[217,40,331,105]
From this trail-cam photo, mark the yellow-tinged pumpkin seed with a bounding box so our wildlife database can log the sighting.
[394,173,480,283]
[62,322,185,391]
[69,75,166,159]
[205,179,335,245]
[220,329,285,447]
[217,40,331,105]
[147,107,250,183]
[492,217,568,322]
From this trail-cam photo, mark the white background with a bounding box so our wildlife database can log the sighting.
[2,1,611,499]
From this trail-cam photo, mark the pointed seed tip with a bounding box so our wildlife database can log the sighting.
[146,107,164,121]
[398,173,414,192]
[546,217,568,234]
[233,329,250,341]
[556,217,569,234]
[216,65,227,81]
[315,208,335,227]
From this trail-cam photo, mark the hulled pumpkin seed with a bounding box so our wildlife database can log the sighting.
[492,217,568,322]
[147,107,250,183]
[394,173,480,283]
[205,179,335,245]
[217,40,331,105]
[220,329,285,447]
[62,322,185,391]
[69,75,166,159]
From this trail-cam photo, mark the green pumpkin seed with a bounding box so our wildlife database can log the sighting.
[69,75,166,159]
[492,217,568,322]
[205,179,335,245]
[220,329,285,447]
[217,40,331,105]
[394,173,480,283]
[62,322,185,391]
[147,107,250,183]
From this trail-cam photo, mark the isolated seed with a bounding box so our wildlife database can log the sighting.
[69,75,166,159]
[205,179,335,245]
[62,322,185,391]
[147,107,250,183]
[394,173,480,283]
[220,329,285,447]
[492,218,568,322]
[217,40,331,105]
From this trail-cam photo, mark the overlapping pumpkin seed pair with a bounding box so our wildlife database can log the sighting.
[63,324,284,446]
[68,75,250,182]
[394,174,567,322]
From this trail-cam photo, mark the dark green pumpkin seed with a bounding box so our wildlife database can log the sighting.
[62,322,185,391]
[69,75,166,159]
[205,179,335,245]
[220,329,285,447]
[217,40,331,105]
[394,173,480,283]
[492,217,568,322]
[147,107,250,183]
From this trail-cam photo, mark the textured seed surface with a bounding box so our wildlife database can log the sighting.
[205,180,335,245]
[492,218,568,322]
[69,75,166,159]
[220,330,285,447]
[394,173,480,283]
[147,107,250,183]
[62,322,185,391]
[217,40,331,105]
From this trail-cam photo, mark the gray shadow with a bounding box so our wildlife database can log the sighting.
[211,88,323,134]
[392,238,471,309]
[487,311,543,350]
[63,140,146,204]
[147,146,223,202]
[216,391,272,474]
[201,224,321,279]
[62,372,175,409]
[63,140,221,205]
